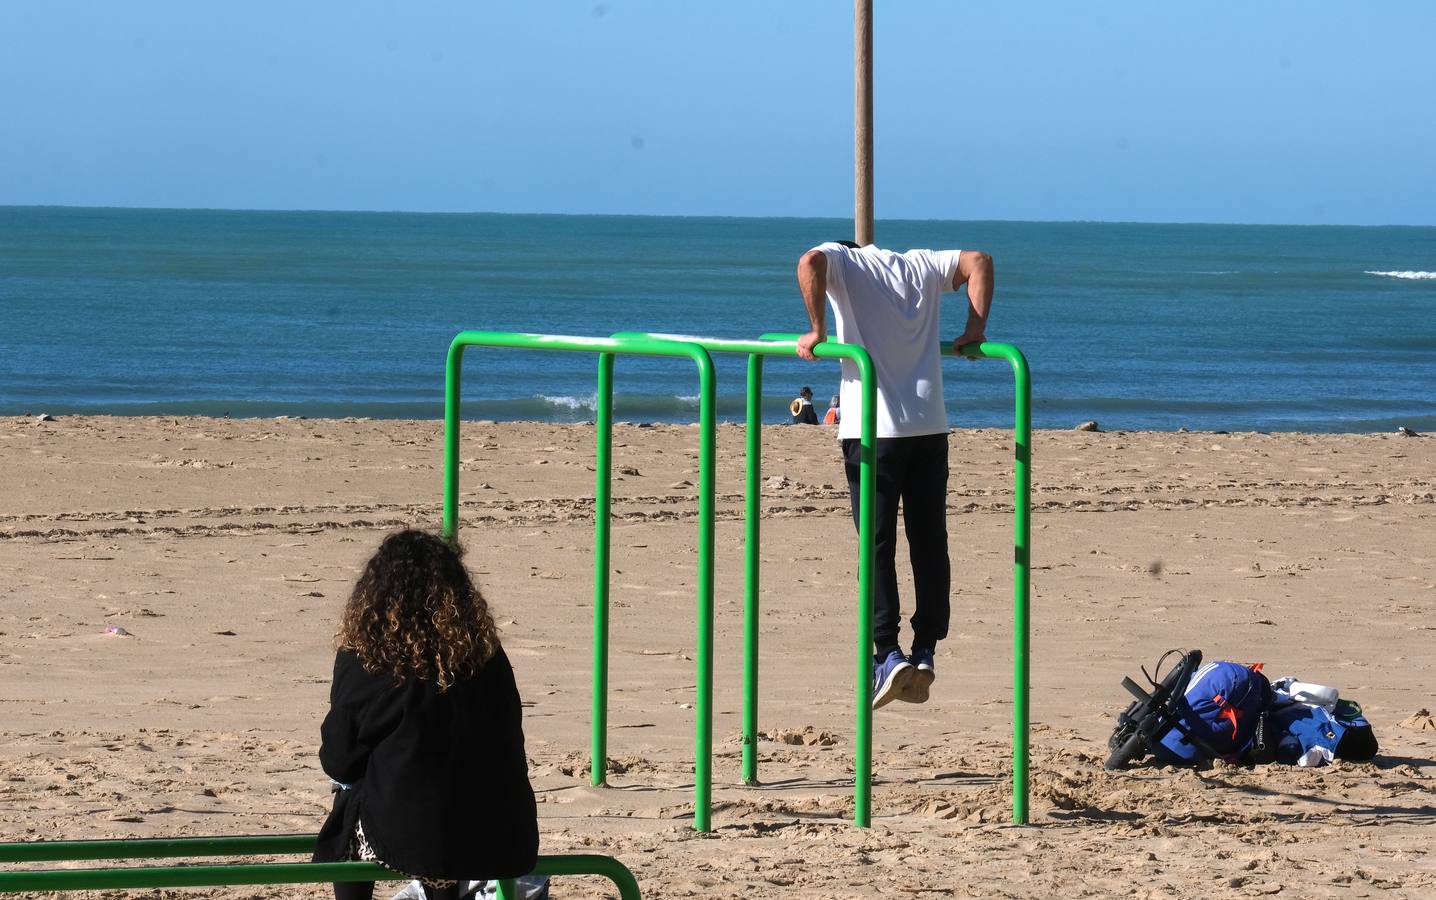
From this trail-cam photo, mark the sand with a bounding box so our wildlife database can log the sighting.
[1,415,1434,898]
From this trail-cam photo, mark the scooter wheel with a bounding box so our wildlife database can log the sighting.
[1105,730,1146,770]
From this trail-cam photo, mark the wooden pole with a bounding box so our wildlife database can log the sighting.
[855,0,873,246]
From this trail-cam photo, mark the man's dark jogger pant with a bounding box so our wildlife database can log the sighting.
[841,432,951,657]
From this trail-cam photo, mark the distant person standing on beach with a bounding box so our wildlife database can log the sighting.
[789,385,819,424]
[823,394,841,425]
[795,240,995,710]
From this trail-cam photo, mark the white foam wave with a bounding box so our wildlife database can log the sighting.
[539,394,597,411]
[1365,270,1436,280]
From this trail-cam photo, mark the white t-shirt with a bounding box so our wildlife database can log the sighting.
[814,242,964,440]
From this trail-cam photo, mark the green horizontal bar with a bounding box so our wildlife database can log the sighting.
[942,339,1024,364]
[450,330,711,358]
[0,840,640,899]
[0,861,392,892]
[0,833,314,863]
[444,329,721,544]
[760,332,1011,362]
[614,332,801,357]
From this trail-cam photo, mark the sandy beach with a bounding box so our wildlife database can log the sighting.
[2,415,1434,898]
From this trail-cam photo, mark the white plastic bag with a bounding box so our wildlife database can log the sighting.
[1271,676,1338,711]
[1297,745,1335,767]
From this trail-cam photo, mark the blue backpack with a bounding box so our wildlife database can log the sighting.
[1155,661,1273,765]
[1269,698,1377,764]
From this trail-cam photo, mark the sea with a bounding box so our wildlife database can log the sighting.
[2,206,1433,433]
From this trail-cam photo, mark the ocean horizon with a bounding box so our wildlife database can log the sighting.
[2,205,1433,433]
[17,201,1436,230]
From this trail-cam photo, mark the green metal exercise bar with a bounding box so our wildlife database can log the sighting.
[0,834,324,862]
[613,332,879,827]
[743,350,764,787]
[759,335,1032,825]
[947,339,1032,825]
[442,331,718,832]
[0,835,640,899]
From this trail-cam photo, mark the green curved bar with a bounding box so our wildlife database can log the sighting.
[759,335,1031,825]
[532,853,641,900]
[443,330,717,833]
[619,332,878,827]
[943,340,1031,824]
[0,835,641,899]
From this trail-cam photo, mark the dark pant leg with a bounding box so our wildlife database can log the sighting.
[900,432,950,649]
[844,437,903,656]
[421,884,462,900]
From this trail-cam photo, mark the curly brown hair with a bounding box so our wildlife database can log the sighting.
[336,529,498,690]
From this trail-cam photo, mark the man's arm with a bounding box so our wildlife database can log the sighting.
[952,250,994,353]
[796,249,828,361]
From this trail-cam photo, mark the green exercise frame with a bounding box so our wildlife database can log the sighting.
[442,331,719,831]
[758,331,1039,826]
[444,330,1031,828]
[612,332,882,826]
[0,835,640,899]
[622,333,1032,825]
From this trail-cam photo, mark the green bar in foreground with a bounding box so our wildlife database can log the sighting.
[0,837,640,900]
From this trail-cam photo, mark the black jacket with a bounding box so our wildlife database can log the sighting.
[313,647,539,880]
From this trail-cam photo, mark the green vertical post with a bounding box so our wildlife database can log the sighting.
[754,333,875,827]
[1008,348,1032,824]
[592,352,615,785]
[589,342,716,830]
[850,348,876,828]
[442,339,465,543]
[741,353,763,784]
[693,354,717,833]
[954,340,1031,825]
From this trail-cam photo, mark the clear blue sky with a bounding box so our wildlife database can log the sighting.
[3,1,1432,225]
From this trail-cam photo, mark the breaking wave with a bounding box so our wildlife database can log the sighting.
[1365,270,1436,280]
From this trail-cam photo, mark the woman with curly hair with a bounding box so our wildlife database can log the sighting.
[313,529,538,899]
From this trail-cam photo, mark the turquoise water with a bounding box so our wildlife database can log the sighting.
[2,206,1433,432]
